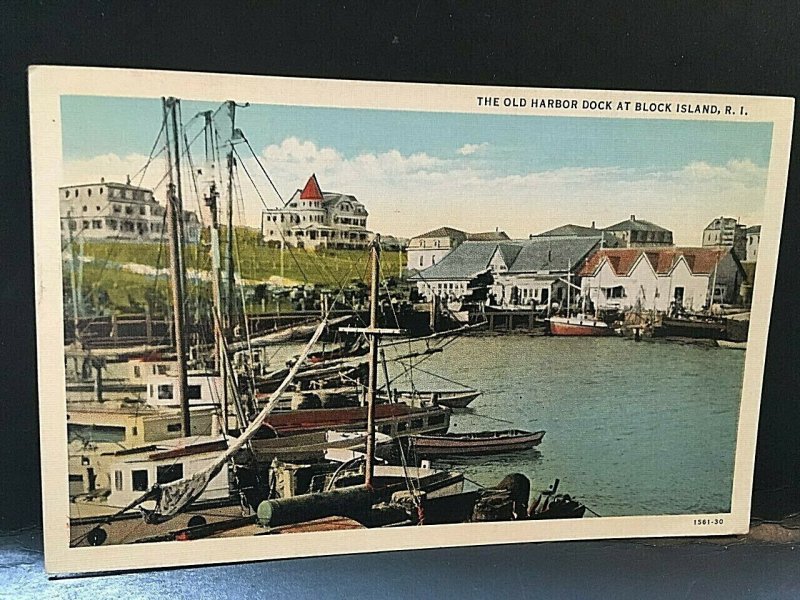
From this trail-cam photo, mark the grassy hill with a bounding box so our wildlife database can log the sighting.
[68,227,407,312]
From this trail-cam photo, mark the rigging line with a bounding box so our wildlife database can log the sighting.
[390,362,471,390]
[229,143,359,297]
[242,133,284,204]
[382,335,462,388]
[145,124,211,200]
[62,126,172,338]
[406,265,475,326]
[468,411,516,426]
[62,118,168,256]
[229,166,261,409]
[181,124,209,313]
[230,144,309,284]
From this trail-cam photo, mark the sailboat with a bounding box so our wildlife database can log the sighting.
[548,262,615,336]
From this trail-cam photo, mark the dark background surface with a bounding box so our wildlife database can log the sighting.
[1,2,798,597]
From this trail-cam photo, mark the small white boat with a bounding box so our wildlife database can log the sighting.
[716,340,747,350]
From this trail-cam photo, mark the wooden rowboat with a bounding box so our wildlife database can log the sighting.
[411,429,545,457]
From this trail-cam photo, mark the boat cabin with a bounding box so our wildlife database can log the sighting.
[146,374,225,409]
[104,436,232,508]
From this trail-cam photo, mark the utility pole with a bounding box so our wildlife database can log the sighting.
[163,97,190,436]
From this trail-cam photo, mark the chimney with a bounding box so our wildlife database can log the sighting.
[630,214,636,221]
[126,174,131,185]
[100,177,105,184]
[591,220,596,229]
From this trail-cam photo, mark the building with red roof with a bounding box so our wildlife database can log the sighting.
[579,246,746,312]
[261,174,371,250]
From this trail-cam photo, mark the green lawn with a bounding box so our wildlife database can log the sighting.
[70,228,406,312]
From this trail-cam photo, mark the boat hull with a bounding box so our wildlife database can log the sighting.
[412,430,545,457]
[548,317,614,336]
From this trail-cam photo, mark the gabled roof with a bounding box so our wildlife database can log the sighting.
[467,231,510,241]
[535,224,600,237]
[605,218,670,232]
[746,225,761,234]
[409,241,503,280]
[321,192,364,210]
[413,226,467,240]
[299,174,324,200]
[580,247,733,277]
[409,237,601,281]
[507,237,600,273]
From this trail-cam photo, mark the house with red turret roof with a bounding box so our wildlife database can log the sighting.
[261,174,371,250]
[578,246,745,312]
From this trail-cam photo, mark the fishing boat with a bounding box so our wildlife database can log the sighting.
[260,396,451,437]
[548,314,615,336]
[393,388,481,409]
[411,429,545,457]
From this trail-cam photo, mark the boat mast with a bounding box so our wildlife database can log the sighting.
[566,260,572,318]
[163,97,190,435]
[225,101,236,334]
[340,234,405,488]
[66,209,81,343]
[202,110,228,434]
[365,236,381,485]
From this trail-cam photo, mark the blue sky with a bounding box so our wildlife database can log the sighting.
[60,95,773,243]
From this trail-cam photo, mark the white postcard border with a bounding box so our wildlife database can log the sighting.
[29,66,794,574]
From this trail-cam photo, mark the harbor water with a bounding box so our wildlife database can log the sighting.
[385,335,745,517]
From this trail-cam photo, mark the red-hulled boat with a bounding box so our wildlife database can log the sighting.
[262,402,451,438]
[548,315,615,336]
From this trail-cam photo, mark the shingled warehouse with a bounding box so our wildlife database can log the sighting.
[409,236,603,310]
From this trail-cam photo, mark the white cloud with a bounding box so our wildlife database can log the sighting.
[63,142,769,246]
[457,142,488,156]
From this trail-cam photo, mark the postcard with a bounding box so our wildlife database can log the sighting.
[29,66,793,574]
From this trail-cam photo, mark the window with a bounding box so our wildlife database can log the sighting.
[419,256,423,267]
[156,464,183,485]
[166,423,182,432]
[187,385,202,400]
[132,470,149,491]
[92,220,102,229]
[411,418,423,429]
[113,204,121,213]
[82,205,88,212]
[96,205,100,211]
[99,187,104,194]
[69,474,83,483]
[605,286,626,299]
[82,221,89,229]
[140,207,146,215]
[429,414,446,426]
[114,470,123,491]
[88,189,92,197]
[157,384,173,399]
[75,189,79,196]
[397,422,408,432]
[133,365,141,378]
[65,190,70,198]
